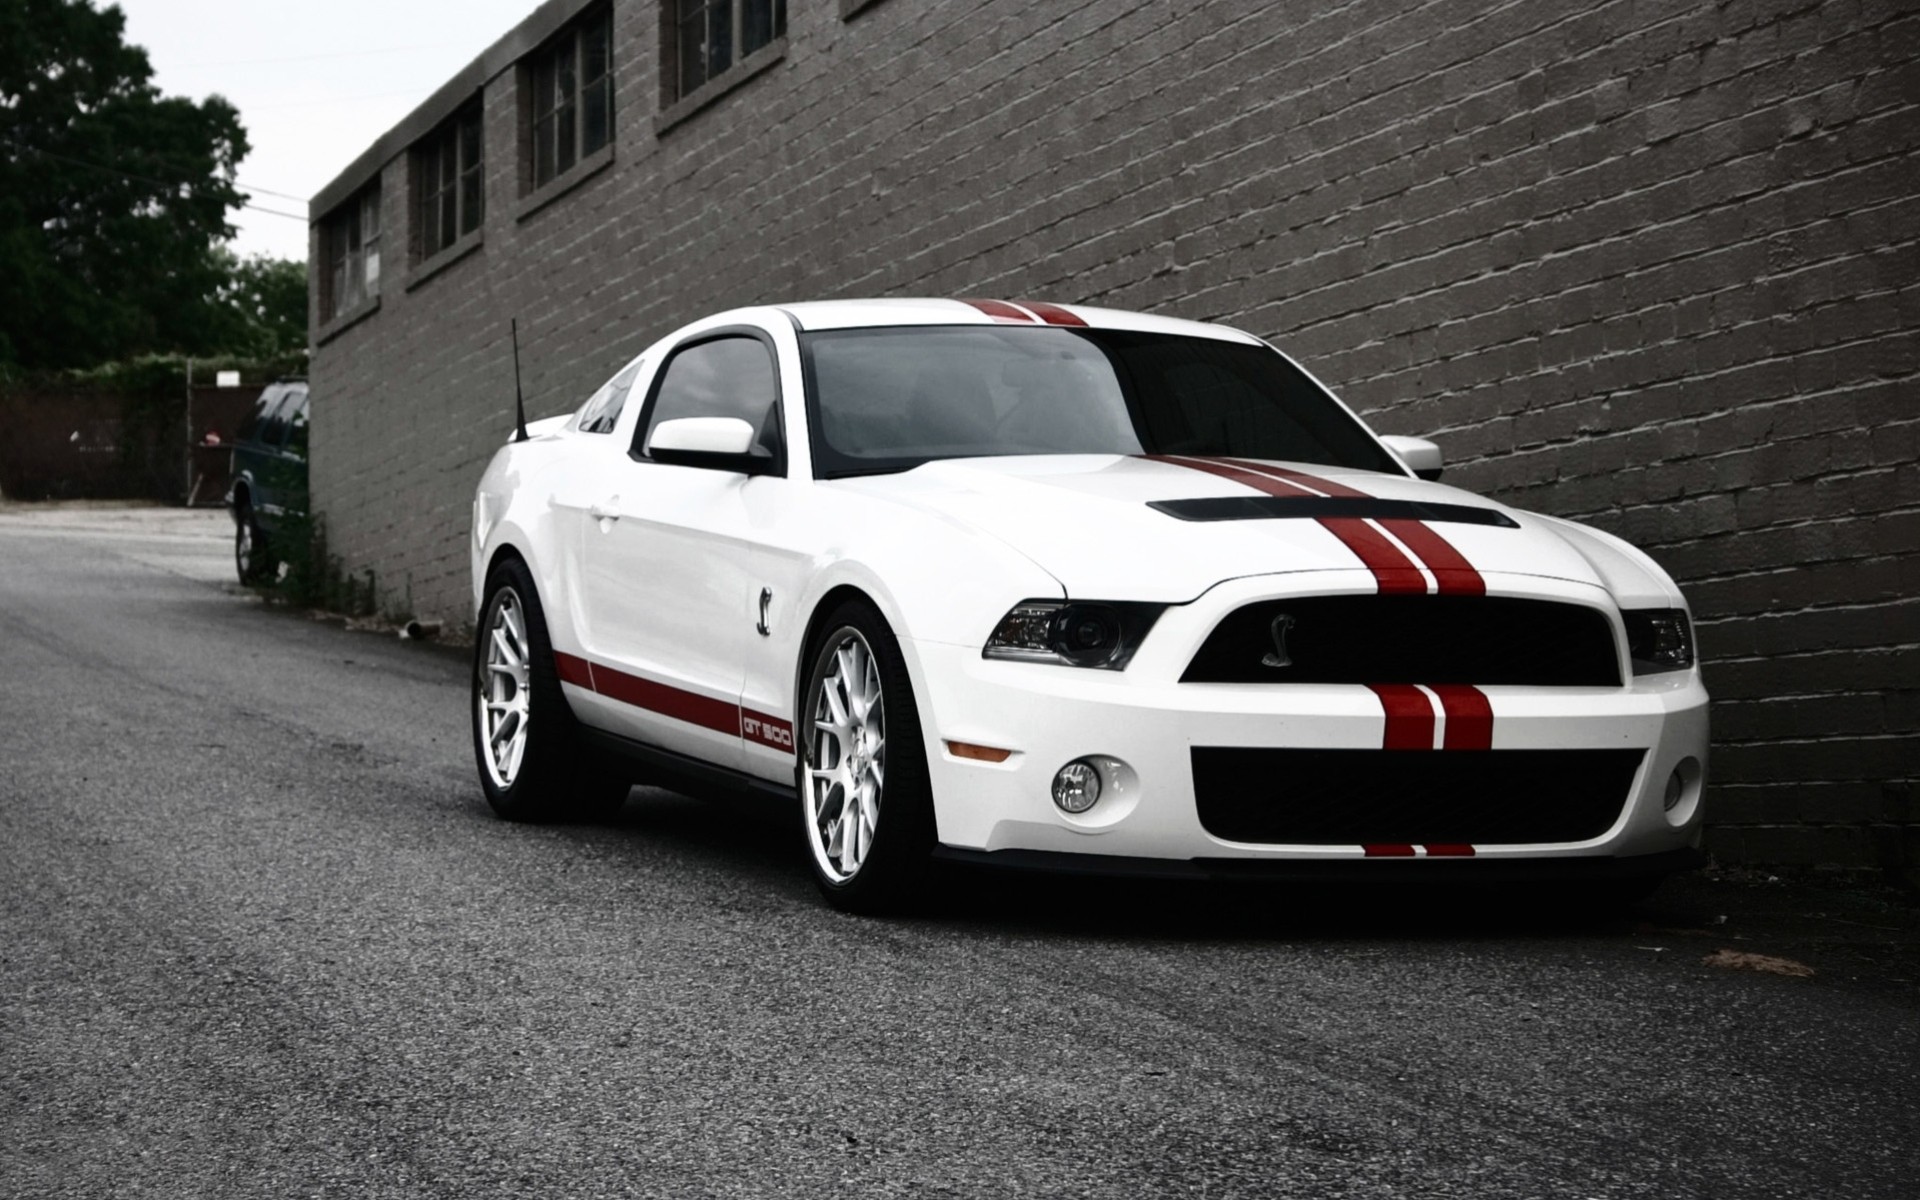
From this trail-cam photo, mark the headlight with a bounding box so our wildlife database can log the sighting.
[983,600,1165,669]
[1623,609,1695,675]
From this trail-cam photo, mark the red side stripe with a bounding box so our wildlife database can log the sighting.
[1016,300,1088,326]
[1430,684,1494,751]
[1364,844,1417,857]
[1424,844,1477,857]
[1378,519,1486,596]
[593,663,741,738]
[1366,683,1436,751]
[555,651,796,754]
[960,299,1038,324]
[553,650,595,689]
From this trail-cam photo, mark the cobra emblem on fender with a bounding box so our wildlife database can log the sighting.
[1261,613,1296,669]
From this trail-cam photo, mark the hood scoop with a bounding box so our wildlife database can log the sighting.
[1148,495,1521,528]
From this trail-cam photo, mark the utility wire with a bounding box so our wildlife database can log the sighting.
[10,143,308,221]
[171,43,447,69]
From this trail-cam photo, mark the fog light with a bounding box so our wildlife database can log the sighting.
[1663,769,1685,812]
[1052,759,1102,813]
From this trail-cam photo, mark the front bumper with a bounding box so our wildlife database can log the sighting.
[905,571,1710,869]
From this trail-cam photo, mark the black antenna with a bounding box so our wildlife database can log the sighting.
[511,318,530,442]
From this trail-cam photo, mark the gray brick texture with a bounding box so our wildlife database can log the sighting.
[309,0,1919,867]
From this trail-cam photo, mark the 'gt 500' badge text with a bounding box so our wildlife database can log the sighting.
[742,715,795,750]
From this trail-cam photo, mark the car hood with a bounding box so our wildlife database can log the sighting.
[834,454,1652,603]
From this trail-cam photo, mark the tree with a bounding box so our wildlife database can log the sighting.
[205,251,308,359]
[0,0,255,369]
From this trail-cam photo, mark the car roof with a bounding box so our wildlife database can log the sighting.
[774,298,1264,344]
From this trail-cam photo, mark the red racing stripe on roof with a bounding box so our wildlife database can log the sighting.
[1364,844,1417,857]
[1423,843,1477,857]
[1015,300,1088,326]
[960,299,1039,324]
[1366,683,1436,750]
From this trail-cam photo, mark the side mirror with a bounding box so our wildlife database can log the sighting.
[1380,434,1444,481]
[647,417,769,475]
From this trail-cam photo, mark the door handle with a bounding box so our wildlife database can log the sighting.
[588,497,621,521]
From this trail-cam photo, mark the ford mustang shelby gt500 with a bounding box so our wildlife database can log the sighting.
[470,299,1707,911]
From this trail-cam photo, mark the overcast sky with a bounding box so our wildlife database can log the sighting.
[115,0,540,262]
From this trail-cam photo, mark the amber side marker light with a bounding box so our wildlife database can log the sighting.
[945,741,1014,763]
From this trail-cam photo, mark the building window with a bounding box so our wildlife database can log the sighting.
[528,6,613,190]
[414,104,483,261]
[671,0,786,99]
[322,186,380,322]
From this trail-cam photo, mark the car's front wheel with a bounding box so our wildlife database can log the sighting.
[798,600,936,913]
[473,557,631,822]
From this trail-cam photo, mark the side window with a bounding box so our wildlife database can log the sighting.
[236,386,282,444]
[638,335,782,470]
[576,360,642,434]
[256,390,295,449]
[281,390,311,458]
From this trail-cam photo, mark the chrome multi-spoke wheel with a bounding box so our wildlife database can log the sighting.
[805,628,887,883]
[797,602,934,912]
[478,586,532,789]
[472,558,632,823]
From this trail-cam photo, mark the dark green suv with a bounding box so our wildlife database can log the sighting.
[226,380,309,583]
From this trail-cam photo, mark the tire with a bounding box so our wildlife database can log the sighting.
[797,600,936,914]
[234,500,270,584]
[472,556,632,822]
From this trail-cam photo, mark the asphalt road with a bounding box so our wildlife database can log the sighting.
[3,504,1916,1199]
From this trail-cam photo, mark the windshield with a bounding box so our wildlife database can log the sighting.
[800,326,1402,478]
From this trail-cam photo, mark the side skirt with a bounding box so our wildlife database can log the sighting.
[577,726,798,806]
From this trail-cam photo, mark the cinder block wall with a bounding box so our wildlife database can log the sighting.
[310,0,1918,867]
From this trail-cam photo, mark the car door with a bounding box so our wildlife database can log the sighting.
[573,326,789,773]
[231,384,286,508]
[268,385,310,517]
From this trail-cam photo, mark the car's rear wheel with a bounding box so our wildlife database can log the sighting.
[798,600,936,913]
[473,557,631,822]
[234,500,270,584]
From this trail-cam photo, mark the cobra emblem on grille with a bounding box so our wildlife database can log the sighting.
[1261,613,1296,669]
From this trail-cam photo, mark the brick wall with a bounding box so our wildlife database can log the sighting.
[309,0,1918,866]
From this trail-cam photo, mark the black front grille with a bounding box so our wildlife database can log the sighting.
[1181,595,1621,686]
[1192,748,1644,845]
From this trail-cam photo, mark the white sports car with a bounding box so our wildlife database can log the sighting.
[470,299,1708,911]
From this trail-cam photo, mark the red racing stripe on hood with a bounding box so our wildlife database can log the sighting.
[1149,455,1426,594]
[1377,519,1486,596]
[1217,457,1486,596]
